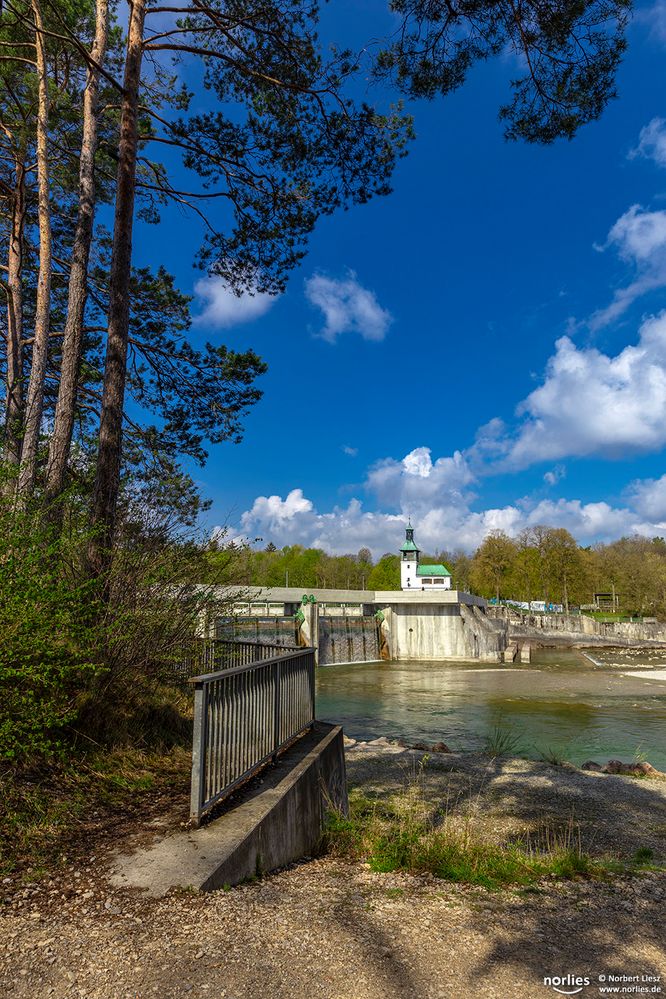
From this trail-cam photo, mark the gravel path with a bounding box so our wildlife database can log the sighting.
[2,745,665,999]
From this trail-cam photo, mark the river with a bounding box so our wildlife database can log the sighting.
[315,647,666,770]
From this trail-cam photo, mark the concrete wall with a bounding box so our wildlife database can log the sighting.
[380,602,505,662]
[201,723,347,890]
[488,606,666,647]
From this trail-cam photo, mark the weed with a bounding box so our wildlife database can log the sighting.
[538,746,568,767]
[0,746,191,877]
[482,724,524,758]
[323,781,645,890]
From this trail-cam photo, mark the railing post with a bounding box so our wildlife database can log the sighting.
[190,681,208,827]
[309,649,316,724]
[272,658,281,762]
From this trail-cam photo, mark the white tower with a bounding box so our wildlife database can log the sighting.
[400,521,420,590]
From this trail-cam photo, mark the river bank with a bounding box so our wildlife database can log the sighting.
[1,741,665,998]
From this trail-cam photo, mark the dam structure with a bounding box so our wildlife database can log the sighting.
[215,585,507,665]
[214,526,506,664]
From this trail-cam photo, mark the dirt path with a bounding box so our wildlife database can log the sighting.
[2,746,665,999]
[1,858,665,999]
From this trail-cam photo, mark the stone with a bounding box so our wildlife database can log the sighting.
[582,761,604,772]
[431,742,451,754]
[602,759,663,776]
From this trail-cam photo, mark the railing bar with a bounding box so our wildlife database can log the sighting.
[209,680,217,802]
[224,677,231,792]
[232,672,239,783]
[215,679,223,799]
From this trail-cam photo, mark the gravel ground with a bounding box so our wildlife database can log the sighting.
[345,740,666,859]
[2,745,665,999]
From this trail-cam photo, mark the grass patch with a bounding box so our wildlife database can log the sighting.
[0,746,191,879]
[482,724,524,758]
[537,746,569,767]
[323,779,659,890]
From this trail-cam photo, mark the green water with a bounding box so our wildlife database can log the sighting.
[315,648,666,769]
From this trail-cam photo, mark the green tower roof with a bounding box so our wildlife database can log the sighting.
[400,521,420,553]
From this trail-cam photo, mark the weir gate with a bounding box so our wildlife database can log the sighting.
[212,585,507,665]
[216,597,381,666]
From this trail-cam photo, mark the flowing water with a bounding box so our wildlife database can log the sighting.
[318,616,380,665]
[316,648,666,769]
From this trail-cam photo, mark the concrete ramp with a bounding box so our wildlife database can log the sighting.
[110,722,347,896]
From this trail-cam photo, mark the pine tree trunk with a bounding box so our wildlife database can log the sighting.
[91,0,145,561]
[3,157,26,469]
[45,0,109,503]
[17,0,52,499]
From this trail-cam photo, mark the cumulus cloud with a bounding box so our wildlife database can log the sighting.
[193,275,276,329]
[240,489,313,535]
[626,474,666,521]
[590,205,666,329]
[630,117,666,169]
[304,272,392,343]
[366,447,475,514]
[342,445,358,457]
[505,312,666,467]
[231,460,665,558]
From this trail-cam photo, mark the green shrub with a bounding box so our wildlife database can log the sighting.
[0,506,103,760]
[0,495,233,762]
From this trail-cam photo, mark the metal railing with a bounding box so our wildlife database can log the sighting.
[189,644,316,825]
[172,637,295,681]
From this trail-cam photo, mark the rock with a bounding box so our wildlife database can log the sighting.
[411,742,430,752]
[633,761,660,776]
[603,759,664,776]
[582,761,604,772]
[431,742,451,754]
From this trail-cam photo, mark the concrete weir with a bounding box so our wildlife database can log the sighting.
[218,586,508,663]
[110,723,347,896]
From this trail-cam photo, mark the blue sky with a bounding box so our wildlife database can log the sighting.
[135,0,666,556]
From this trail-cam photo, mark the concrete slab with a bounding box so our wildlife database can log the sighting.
[110,722,347,897]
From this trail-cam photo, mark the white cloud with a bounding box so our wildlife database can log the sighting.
[543,465,566,486]
[637,1,666,43]
[231,459,666,557]
[630,117,666,168]
[590,205,666,329]
[342,445,358,457]
[626,473,666,521]
[304,272,392,343]
[367,447,475,514]
[506,312,666,467]
[193,275,276,330]
[240,489,313,535]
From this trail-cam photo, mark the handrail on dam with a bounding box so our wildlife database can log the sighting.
[189,642,316,826]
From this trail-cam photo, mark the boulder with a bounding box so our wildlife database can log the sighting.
[582,761,604,772]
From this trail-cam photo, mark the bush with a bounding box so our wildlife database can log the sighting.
[0,505,103,760]
[0,497,234,762]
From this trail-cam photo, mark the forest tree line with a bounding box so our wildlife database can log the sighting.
[213,528,666,618]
